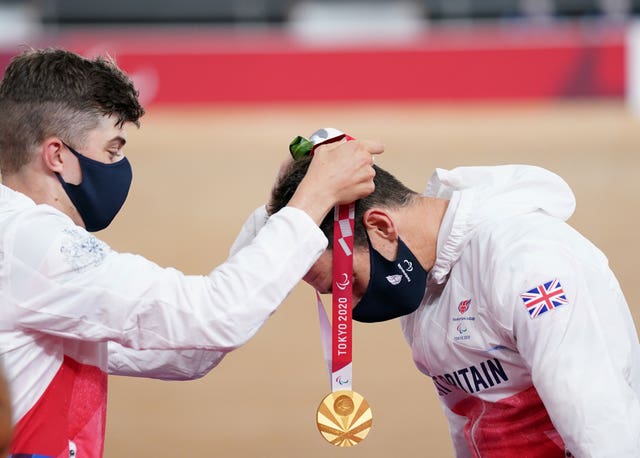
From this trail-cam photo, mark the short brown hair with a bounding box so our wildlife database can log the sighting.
[0,48,144,174]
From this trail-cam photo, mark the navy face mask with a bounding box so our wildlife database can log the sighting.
[56,142,133,232]
[352,235,428,323]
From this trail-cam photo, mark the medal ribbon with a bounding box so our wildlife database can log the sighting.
[326,203,355,392]
[291,128,373,448]
[290,128,355,394]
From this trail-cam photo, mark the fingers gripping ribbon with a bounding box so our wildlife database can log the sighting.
[289,127,356,257]
[288,127,355,160]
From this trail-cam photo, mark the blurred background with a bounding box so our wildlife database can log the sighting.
[1,0,639,106]
[1,1,639,457]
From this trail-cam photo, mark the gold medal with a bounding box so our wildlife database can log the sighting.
[316,390,373,447]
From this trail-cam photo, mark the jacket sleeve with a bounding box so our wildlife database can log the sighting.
[3,205,327,354]
[106,205,271,379]
[495,230,640,457]
[107,341,225,380]
[229,205,269,257]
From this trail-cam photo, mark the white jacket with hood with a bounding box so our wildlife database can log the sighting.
[0,183,327,457]
[402,165,640,457]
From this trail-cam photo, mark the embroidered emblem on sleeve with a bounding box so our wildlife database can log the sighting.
[60,228,109,271]
[519,278,568,319]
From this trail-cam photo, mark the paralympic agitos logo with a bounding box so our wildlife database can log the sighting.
[336,273,350,291]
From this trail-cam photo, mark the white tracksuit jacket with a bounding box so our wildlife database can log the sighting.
[401,165,640,457]
[231,164,640,457]
[0,184,327,457]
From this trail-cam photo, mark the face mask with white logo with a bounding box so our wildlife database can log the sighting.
[352,235,428,323]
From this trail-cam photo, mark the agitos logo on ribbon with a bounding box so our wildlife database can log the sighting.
[289,128,373,448]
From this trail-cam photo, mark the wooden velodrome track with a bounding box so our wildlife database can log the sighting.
[98,100,640,457]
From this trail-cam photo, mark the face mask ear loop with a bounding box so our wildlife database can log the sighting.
[363,228,402,290]
[365,230,376,281]
[354,231,377,310]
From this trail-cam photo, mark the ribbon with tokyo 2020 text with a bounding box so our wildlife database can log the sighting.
[302,128,355,393]
[290,128,372,448]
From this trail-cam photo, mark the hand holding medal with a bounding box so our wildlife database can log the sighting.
[289,128,373,447]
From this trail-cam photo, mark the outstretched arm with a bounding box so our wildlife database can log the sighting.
[107,342,225,380]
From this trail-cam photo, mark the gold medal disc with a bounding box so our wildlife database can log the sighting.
[316,390,373,447]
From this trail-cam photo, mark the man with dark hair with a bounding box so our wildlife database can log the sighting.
[0,50,382,457]
[267,129,640,457]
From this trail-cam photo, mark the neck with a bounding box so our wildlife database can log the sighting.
[3,167,84,227]
[400,195,448,271]
[3,169,48,203]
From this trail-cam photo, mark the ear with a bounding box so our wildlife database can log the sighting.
[363,209,398,260]
[41,137,66,173]
[363,209,398,241]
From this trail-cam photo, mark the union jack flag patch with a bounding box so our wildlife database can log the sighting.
[520,278,568,319]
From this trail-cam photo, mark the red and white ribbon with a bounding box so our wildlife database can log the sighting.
[308,128,356,393]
